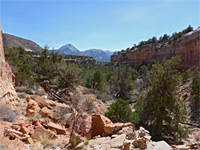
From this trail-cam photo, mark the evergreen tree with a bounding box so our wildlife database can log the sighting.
[135,56,188,140]
[105,98,139,124]
[115,65,134,100]
[190,73,200,123]
[92,69,105,93]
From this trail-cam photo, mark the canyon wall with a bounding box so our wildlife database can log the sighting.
[0,24,17,102]
[111,27,200,70]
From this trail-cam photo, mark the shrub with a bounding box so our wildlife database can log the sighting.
[182,70,190,82]
[86,99,94,113]
[139,65,148,76]
[191,73,200,102]
[190,73,200,123]
[53,106,71,124]
[105,98,139,125]
[0,105,16,123]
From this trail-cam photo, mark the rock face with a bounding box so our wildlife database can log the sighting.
[0,25,17,102]
[111,28,200,70]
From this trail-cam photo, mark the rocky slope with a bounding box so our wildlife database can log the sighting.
[0,26,17,102]
[3,33,43,52]
[111,27,200,69]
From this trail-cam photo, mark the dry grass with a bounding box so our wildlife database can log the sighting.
[32,133,57,150]
[0,104,16,123]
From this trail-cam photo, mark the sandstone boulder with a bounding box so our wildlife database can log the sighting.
[33,95,48,108]
[109,133,126,148]
[31,123,57,142]
[104,122,135,136]
[91,114,112,136]
[39,106,53,118]
[26,98,40,117]
[147,141,172,150]
[47,121,66,134]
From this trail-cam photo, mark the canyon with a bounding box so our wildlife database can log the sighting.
[111,27,200,70]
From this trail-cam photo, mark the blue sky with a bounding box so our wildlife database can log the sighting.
[0,0,199,51]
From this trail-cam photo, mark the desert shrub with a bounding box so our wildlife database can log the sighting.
[182,70,190,82]
[190,73,200,123]
[191,73,200,102]
[139,65,148,76]
[95,90,112,102]
[105,98,139,125]
[32,133,57,150]
[86,99,94,113]
[53,106,71,124]
[0,105,16,123]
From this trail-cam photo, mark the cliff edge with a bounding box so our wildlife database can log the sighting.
[111,27,200,69]
[0,25,17,102]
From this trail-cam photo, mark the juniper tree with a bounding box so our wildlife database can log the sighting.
[135,56,188,140]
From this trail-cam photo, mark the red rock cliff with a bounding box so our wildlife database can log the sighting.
[0,24,17,102]
[111,28,200,70]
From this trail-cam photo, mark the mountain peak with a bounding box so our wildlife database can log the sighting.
[58,43,80,55]
[56,44,114,62]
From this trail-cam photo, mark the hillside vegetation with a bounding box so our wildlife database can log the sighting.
[4,44,200,142]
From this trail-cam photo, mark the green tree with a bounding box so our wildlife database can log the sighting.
[105,98,139,124]
[190,73,200,123]
[135,56,188,140]
[56,63,81,89]
[182,70,190,82]
[115,65,134,100]
[191,73,200,102]
[139,65,148,76]
[92,69,105,93]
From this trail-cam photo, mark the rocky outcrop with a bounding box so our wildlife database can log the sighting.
[0,25,17,102]
[111,27,200,70]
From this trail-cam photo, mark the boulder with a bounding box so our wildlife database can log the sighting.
[39,106,52,118]
[173,145,190,150]
[104,122,135,136]
[91,114,112,136]
[33,95,48,108]
[109,134,126,148]
[18,123,34,135]
[26,98,40,117]
[133,127,152,150]
[147,141,172,150]
[47,121,66,134]
[118,126,135,140]
[31,123,57,141]
[133,138,147,150]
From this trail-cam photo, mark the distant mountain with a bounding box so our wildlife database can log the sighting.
[58,44,80,55]
[3,33,43,52]
[3,33,114,62]
[57,44,113,62]
[80,49,112,62]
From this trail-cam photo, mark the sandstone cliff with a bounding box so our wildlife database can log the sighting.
[0,25,17,102]
[111,27,200,69]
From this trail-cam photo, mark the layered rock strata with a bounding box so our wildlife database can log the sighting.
[0,25,17,102]
[111,27,200,69]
